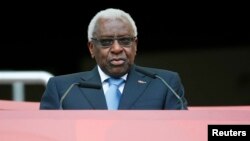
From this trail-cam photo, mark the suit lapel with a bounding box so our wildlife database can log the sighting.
[79,67,107,109]
[119,66,152,109]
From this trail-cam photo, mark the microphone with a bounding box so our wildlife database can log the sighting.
[59,82,101,109]
[135,67,185,110]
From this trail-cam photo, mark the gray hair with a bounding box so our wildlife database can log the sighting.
[87,8,138,41]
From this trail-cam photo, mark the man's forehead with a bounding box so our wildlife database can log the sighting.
[95,19,134,37]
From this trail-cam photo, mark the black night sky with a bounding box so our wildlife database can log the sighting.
[1,2,249,75]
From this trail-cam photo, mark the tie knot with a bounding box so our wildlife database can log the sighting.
[108,78,124,86]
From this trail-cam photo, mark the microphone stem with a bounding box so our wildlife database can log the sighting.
[59,83,79,109]
[155,75,184,110]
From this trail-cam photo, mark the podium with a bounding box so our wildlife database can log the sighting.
[0,110,250,141]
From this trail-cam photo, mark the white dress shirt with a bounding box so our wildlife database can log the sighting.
[97,66,127,95]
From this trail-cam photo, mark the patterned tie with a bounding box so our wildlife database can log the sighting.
[105,78,124,110]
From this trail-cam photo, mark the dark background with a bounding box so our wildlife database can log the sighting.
[0,2,249,106]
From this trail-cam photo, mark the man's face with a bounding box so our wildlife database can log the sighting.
[88,18,137,77]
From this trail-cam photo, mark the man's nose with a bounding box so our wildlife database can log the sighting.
[110,40,123,53]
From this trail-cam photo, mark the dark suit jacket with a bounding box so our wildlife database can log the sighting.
[40,65,188,110]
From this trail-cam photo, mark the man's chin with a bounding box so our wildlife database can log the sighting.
[108,66,129,77]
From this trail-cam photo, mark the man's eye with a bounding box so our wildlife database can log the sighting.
[100,39,113,46]
[119,38,132,45]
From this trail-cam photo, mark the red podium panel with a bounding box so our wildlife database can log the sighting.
[0,110,250,141]
[0,100,39,110]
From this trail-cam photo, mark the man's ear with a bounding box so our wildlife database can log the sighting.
[88,42,95,58]
[135,38,138,53]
